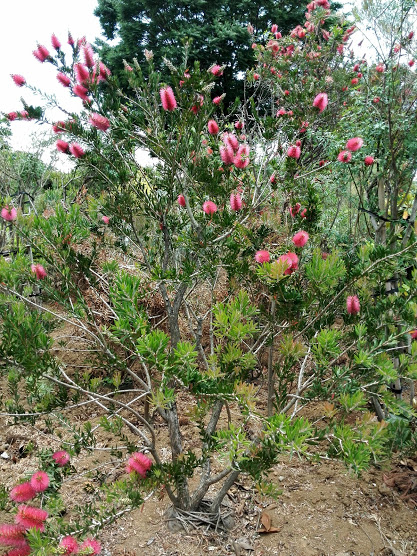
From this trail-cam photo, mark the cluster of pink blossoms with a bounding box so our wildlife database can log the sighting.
[126,452,153,478]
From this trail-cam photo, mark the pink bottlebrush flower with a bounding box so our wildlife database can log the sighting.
[207,120,219,135]
[210,65,223,76]
[234,144,250,169]
[5,545,31,556]
[15,505,48,531]
[31,264,47,280]
[74,63,90,84]
[59,536,79,554]
[337,44,344,55]
[89,113,110,132]
[73,84,89,101]
[52,451,70,466]
[213,96,222,105]
[346,295,360,315]
[7,112,18,121]
[51,34,61,50]
[52,121,65,133]
[300,208,307,218]
[79,538,101,555]
[255,250,270,263]
[159,87,177,111]
[1,207,17,221]
[11,75,25,87]
[102,216,110,225]
[220,145,235,165]
[276,107,286,116]
[10,482,36,503]
[375,64,384,73]
[338,150,352,163]
[68,32,74,46]
[373,97,380,103]
[408,60,415,67]
[224,133,239,153]
[0,524,27,548]
[69,143,85,158]
[279,252,299,275]
[269,174,276,185]
[19,111,29,119]
[177,195,186,207]
[57,72,71,87]
[271,24,278,33]
[313,92,328,112]
[364,156,374,166]
[322,30,330,41]
[408,31,414,40]
[33,45,49,63]
[289,203,301,217]
[346,137,363,152]
[126,452,153,478]
[230,193,242,211]
[83,44,95,68]
[30,471,49,493]
[99,61,111,80]
[353,63,360,72]
[410,330,417,340]
[292,230,309,247]
[253,73,260,81]
[351,77,359,85]
[287,145,301,159]
[202,201,217,216]
[235,121,244,130]
[56,140,69,153]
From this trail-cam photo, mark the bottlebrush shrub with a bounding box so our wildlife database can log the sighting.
[1,2,416,543]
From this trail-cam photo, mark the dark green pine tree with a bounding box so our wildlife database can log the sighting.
[94,0,313,103]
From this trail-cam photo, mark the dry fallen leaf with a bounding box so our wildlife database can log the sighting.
[261,511,272,532]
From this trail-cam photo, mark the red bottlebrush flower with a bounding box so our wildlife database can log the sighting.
[210,65,223,76]
[220,145,235,165]
[373,97,380,103]
[73,84,89,101]
[0,524,27,548]
[287,145,301,159]
[235,121,244,130]
[30,471,49,493]
[67,32,74,46]
[15,505,48,531]
[69,143,85,158]
[269,174,276,184]
[56,140,69,153]
[313,92,328,112]
[337,44,344,55]
[178,195,186,207]
[99,62,111,80]
[292,230,309,247]
[52,121,65,133]
[159,87,177,111]
[408,31,414,40]
[57,72,71,87]
[322,30,330,41]
[346,295,360,315]
[79,538,101,555]
[1,207,17,221]
[346,137,363,152]
[207,120,219,135]
[202,201,217,216]
[230,193,242,211]
[33,45,49,62]
[10,482,36,503]
[234,144,250,169]
[253,73,260,81]
[89,113,110,132]
[83,44,95,68]
[300,208,307,218]
[410,330,417,340]
[52,451,70,466]
[213,96,222,105]
[295,140,301,147]
[409,60,415,67]
[338,150,352,163]
[351,77,359,85]
[224,133,239,153]
[59,536,79,554]
[11,75,25,87]
[51,34,61,50]
[5,545,31,556]
[279,252,299,275]
[353,63,360,71]
[74,63,90,84]
[255,250,270,263]
[31,264,47,280]
[276,107,286,116]
[364,156,374,166]
[375,64,384,73]
[271,24,278,33]
[7,112,18,121]
[102,216,110,225]
[19,111,29,119]
[289,203,301,217]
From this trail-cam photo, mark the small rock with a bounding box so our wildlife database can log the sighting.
[1,451,9,459]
